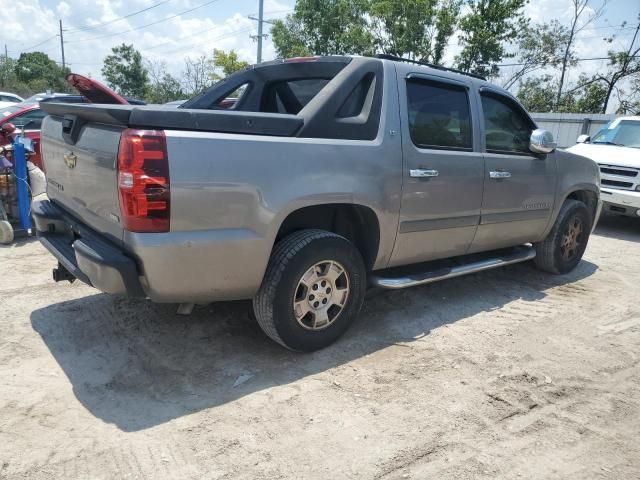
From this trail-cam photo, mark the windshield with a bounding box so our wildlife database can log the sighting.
[591,120,640,148]
[2,105,24,117]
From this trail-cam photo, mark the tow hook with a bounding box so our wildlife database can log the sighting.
[53,263,76,283]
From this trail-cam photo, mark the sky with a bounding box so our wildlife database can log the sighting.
[0,0,638,92]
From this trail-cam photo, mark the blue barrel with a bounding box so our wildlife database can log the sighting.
[13,139,32,232]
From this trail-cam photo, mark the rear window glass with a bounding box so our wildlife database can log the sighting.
[262,78,330,114]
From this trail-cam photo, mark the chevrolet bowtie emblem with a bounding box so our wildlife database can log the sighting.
[64,151,77,169]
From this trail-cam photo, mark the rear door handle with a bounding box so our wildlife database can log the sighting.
[410,169,439,178]
[489,170,512,179]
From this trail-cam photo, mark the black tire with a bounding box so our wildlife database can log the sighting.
[533,199,592,274]
[253,229,366,352]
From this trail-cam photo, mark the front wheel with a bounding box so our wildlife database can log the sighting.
[253,229,366,351]
[533,199,592,274]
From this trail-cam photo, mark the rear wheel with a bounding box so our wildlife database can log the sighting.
[253,229,366,351]
[533,199,592,274]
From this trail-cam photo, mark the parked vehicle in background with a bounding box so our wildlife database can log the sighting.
[21,92,72,104]
[0,92,24,109]
[34,55,602,351]
[0,76,145,170]
[0,104,47,169]
[567,116,640,219]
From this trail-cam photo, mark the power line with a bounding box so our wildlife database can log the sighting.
[143,24,251,52]
[65,0,173,33]
[150,27,253,56]
[496,55,639,67]
[56,27,254,69]
[65,0,224,43]
[21,35,59,52]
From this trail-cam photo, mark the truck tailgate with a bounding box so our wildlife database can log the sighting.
[41,115,125,244]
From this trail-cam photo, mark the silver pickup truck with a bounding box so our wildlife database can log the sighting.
[33,55,602,351]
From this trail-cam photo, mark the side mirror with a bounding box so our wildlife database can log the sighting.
[1,123,16,135]
[529,128,556,154]
[576,134,590,144]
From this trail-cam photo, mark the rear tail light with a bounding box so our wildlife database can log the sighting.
[117,129,170,232]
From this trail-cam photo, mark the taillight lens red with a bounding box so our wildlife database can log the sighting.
[117,129,170,233]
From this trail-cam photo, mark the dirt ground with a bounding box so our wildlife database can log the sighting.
[0,214,639,480]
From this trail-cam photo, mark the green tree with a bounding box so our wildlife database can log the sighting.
[369,0,461,63]
[102,44,149,98]
[145,60,184,103]
[182,55,213,96]
[598,20,640,113]
[617,76,640,114]
[516,75,558,112]
[502,21,568,90]
[0,56,19,91]
[517,73,613,114]
[14,51,70,92]
[455,0,528,77]
[271,0,375,58]
[572,76,608,113]
[554,0,606,108]
[541,20,640,114]
[209,49,249,81]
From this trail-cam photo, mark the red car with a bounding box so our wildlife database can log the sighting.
[0,75,137,170]
[1,104,47,168]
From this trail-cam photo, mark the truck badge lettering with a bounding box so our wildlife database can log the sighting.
[47,178,64,191]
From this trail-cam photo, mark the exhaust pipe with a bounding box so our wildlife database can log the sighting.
[53,263,76,283]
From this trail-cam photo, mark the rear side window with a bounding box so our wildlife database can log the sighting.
[12,109,47,130]
[214,83,249,110]
[337,73,375,118]
[407,78,472,151]
[481,93,535,154]
[262,78,330,114]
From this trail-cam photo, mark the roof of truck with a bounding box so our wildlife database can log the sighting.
[374,54,486,80]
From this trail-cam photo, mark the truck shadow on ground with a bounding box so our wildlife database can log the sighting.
[594,213,640,243]
[31,260,597,432]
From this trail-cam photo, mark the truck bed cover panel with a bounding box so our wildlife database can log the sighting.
[40,103,304,136]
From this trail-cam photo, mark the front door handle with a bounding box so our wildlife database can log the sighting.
[489,170,512,179]
[410,169,439,178]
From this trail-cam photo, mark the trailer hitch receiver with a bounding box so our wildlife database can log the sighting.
[53,263,76,283]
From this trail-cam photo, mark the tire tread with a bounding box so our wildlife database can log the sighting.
[253,229,345,349]
[534,199,590,274]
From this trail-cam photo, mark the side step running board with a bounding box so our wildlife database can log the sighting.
[370,245,536,290]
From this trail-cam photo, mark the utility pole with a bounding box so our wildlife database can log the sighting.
[59,19,66,69]
[249,0,274,64]
[4,44,7,58]
[256,0,264,64]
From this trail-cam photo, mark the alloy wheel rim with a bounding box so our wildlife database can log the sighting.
[560,215,584,261]
[293,260,350,331]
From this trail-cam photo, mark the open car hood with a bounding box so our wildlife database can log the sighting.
[65,73,129,104]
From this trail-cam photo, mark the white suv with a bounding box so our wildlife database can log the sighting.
[567,116,640,218]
